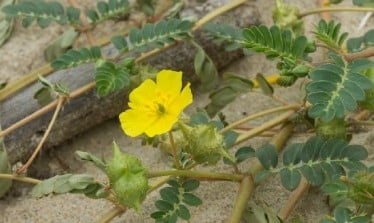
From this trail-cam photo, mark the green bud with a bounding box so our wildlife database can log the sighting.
[316,118,346,140]
[304,41,317,53]
[106,142,148,210]
[179,123,233,164]
[277,75,297,87]
[273,0,304,35]
[291,64,310,77]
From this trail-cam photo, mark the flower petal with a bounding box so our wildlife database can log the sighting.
[128,79,157,109]
[119,109,157,137]
[156,70,182,95]
[144,114,178,137]
[169,82,193,115]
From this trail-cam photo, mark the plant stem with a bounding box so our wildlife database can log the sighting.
[220,104,300,133]
[96,206,125,223]
[16,97,65,174]
[168,131,182,169]
[0,173,41,184]
[278,177,309,221]
[227,176,254,223]
[147,170,244,182]
[299,7,374,18]
[344,47,374,62]
[193,0,247,31]
[0,82,95,138]
[235,110,295,145]
[0,64,53,101]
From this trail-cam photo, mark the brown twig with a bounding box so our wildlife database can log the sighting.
[344,47,374,62]
[278,177,309,220]
[298,7,374,18]
[16,97,65,174]
[0,82,95,138]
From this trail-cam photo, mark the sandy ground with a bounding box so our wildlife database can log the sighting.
[0,0,373,223]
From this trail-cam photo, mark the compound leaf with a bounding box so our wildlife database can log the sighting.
[313,19,348,52]
[51,46,102,70]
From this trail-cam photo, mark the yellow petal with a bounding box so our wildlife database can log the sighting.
[128,79,157,109]
[119,109,157,137]
[169,82,193,115]
[156,70,182,95]
[144,114,178,137]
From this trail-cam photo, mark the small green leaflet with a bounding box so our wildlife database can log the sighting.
[44,28,78,62]
[0,0,15,47]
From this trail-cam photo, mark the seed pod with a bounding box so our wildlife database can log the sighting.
[345,171,374,206]
[277,75,297,87]
[105,142,148,210]
[316,118,346,140]
[179,123,233,164]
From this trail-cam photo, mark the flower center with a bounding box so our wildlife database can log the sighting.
[157,103,166,114]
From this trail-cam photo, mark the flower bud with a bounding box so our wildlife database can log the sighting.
[273,0,304,35]
[179,123,233,164]
[106,142,148,210]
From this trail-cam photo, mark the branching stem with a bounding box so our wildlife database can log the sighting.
[147,170,244,182]
[0,173,41,184]
[16,97,65,174]
[220,104,300,133]
[299,7,374,18]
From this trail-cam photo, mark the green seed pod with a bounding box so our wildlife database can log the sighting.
[272,0,304,35]
[179,123,233,164]
[346,171,374,206]
[277,75,297,87]
[316,118,346,140]
[291,64,310,77]
[106,142,148,210]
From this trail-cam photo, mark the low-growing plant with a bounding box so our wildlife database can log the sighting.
[0,0,373,222]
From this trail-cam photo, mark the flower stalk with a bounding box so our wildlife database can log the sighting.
[147,170,244,182]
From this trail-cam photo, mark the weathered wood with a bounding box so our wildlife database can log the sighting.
[0,1,260,164]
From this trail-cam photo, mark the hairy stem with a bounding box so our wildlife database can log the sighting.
[227,176,254,223]
[16,97,65,174]
[299,7,374,18]
[235,110,295,145]
[220,104,300,133]
[147,170,244,182]
[278,177,309,220]
[168,131,182,169]
[0,173,41,184]
[344,47,374,62]
[96,206,125,223]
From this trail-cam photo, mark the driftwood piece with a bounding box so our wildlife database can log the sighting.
[1,0,260,164]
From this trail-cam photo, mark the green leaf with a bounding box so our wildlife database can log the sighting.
[307,55,373,122]
[313,19,348,52]
[0,0,15,47]
[235,146,255,163]
[111,35,128,52]
[205,73,253,117]
[31,174,100,198]
[353,0,374,7]
[223,131,239,149]
[203,23,244,51]
[176,204,190,220]
[255,144,278,169]
[182,179,199,192]
[126,18,192,52]
[280,168,301,190]
[52,47,102,70]
[275,137,369,190]
[88,0,130,24]
[242,202,283,223]
[183,193,202,206]
[94,60,130,96]
[256,73,274,96]
[347,29,374,52]
[136,0,155,15]
[194,44,218,91]
[2,0,68,28]
[44,28,78,62]
[75,151,106,171]
[155,200,174,211]
[254,170,271,183]
[160,187,179,204]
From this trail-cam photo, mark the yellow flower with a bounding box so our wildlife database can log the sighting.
[119,70,193,137]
